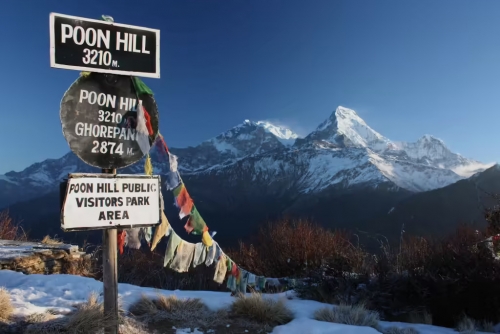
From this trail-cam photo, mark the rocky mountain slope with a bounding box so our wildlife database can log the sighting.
[374,164,500,240]
[0,106,494,244]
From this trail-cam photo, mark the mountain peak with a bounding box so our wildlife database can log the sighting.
[255,121,299,143]
[169,119,301,171]
[418,134,445,144]
[303,106,392,152]
[334,105,363,120]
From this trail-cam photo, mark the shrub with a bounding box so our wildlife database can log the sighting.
[456,315,496,334]
[129,293,228,330]
[0,210,27,241]
[130,294,207,318]
[230,292,293,326]
[0,288,13,322]
[129,294,158,316]
[314,303,379,328]
[154,294,206,314]
[406,311,432,325]
[228,218,366,279]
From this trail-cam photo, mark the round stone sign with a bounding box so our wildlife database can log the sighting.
[60,73,159,169]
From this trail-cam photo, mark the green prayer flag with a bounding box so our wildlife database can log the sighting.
[132,77,154,96]
[188,206,207,235]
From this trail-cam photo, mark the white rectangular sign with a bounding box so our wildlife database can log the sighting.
[50,13,160,78]
[61,173,161,231]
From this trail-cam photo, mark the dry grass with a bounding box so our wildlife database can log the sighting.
[130,294,226,331]
[130,294,206,317]
[25,311,58,324]
[0,288,13,322]
[24,292,115,334]
[230,292,293,326]
[457,316,476,334]
[456,315,496,334]
[65,292,112,333]
[129,294,159,316]
[118,317,151,334]
[314,303,380,328]
[479,321,496,333]
[41,235,63,245]
[130,293,277,333]
[155,294,206,313]
[407,311,432,325]
[383,327,420,334]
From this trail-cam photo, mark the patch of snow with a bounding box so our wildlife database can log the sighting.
[210,139,239,155]
[256,121,299,146]
[28,170,53,184]
[57,165,77,180]
[0,246,36,260]
[176,328,204,334]
[300,151,377,192]
[237,133,254,140]
[451,161,495,178]
[368,152,462,192]
[0,270,480,334]
[0,174,18,184]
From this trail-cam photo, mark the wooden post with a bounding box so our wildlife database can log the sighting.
[102,168,118,334]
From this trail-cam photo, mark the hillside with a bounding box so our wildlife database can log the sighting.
[0,106,494,245]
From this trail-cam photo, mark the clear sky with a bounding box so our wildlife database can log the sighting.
[1,0,500,174]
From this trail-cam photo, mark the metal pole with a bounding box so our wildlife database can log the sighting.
[102,168,118,334]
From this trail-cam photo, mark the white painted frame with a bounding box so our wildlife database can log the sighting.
[49,12,161,78]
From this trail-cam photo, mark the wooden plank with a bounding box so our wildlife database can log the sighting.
[103,229,118,333]
[102,168,118,334]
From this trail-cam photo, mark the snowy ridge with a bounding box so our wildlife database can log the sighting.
[255,120,299,146]
[0,106,493,209]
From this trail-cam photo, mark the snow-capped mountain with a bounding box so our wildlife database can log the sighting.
[297,106,491,179]
[0,106,492,209]
[255,120,298,146]
[301,106,394,152]
[2,105,496,245]
[157,119,301,173]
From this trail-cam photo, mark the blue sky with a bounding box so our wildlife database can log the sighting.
[1,0,500,174]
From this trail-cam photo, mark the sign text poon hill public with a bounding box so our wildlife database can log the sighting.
[62,174,161,231]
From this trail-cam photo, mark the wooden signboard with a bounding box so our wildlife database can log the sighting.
[61,173,161,231]
[50,13,160,78]
[60,73,159,169]
[52,13,162,334]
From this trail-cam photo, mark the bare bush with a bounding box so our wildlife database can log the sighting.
[228,218,366,278]
[0,210,26,241]
[314,303,379,328]
[230,293,293,326]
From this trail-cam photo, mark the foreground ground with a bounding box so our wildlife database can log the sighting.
[0,270,494,334]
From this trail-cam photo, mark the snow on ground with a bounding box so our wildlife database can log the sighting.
[0,270,490,334]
